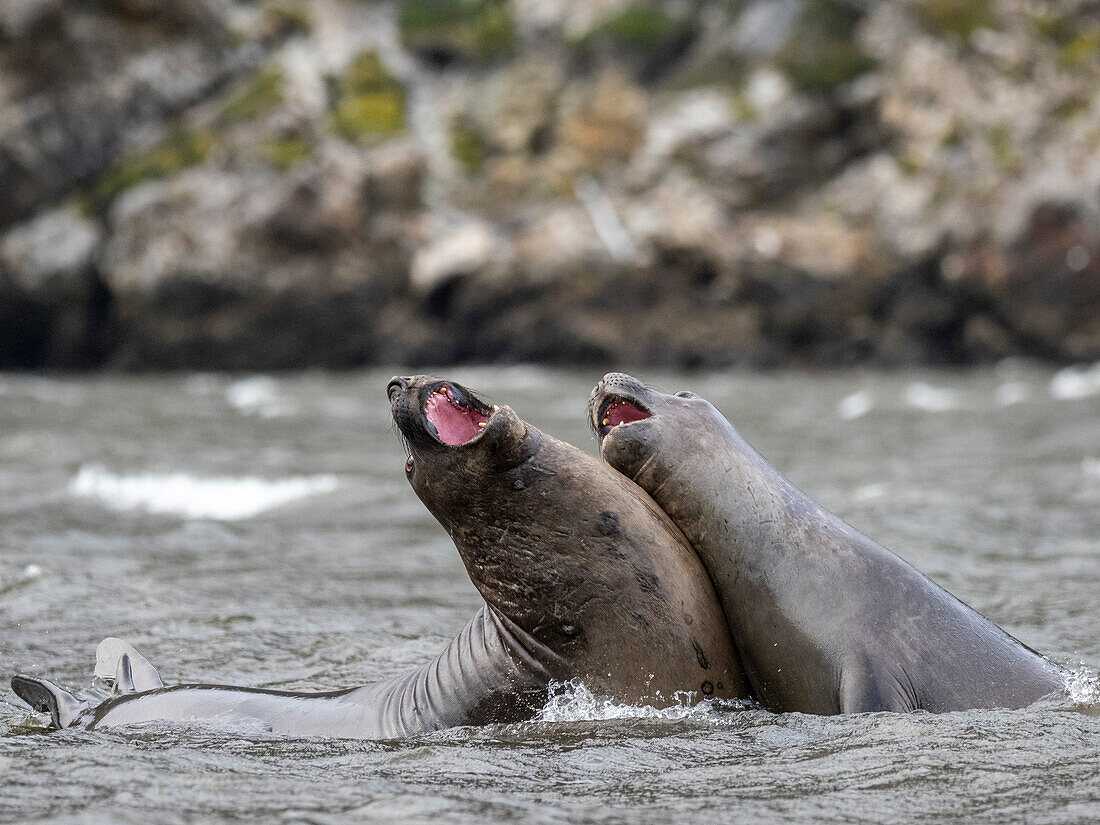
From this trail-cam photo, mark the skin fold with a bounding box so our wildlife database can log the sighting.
[10,375,747,737]
[590,372,1066,715]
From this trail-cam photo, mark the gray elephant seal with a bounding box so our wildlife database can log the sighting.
[11,376,745,737]
[589,372,1065,715]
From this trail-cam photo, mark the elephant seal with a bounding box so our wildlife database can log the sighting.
[11,376,746,738]
[589,372,1066,715]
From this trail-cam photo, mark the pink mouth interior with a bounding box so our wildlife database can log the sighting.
[425,385,489,445]
[601,398,651,431]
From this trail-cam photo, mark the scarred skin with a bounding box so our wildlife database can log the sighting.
[590,372,1066,715]
[11,376,746,737]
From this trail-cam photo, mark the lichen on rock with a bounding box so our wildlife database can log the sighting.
[330,52,406,141]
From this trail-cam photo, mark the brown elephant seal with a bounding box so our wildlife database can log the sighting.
[11,375,746,738]
[589,372,1066,715]
[388,374,746,706]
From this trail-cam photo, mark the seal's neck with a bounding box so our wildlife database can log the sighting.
[358,605,565,737]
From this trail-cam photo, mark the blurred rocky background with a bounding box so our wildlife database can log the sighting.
[1,0,1098,370]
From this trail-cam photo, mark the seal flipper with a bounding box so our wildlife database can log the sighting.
[11,675,90,728]
[95,638,163,693]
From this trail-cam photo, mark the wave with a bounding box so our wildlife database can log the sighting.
[225,376,297,417]
[903,382,960,412]
[68,465,339,520]
[837,389,873,420]
[1050,363,1100,400]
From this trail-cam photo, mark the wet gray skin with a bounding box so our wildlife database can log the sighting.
[589,372,1067,715]
[11,375,746,737]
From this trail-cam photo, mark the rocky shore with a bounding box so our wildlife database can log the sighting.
[1,0,1098,370]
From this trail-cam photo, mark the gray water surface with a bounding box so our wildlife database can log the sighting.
[2,367,1099,824]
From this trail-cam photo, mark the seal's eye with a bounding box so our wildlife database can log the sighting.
[675,391,697,399]
[405,456,415,474]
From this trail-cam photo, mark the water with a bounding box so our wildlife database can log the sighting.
[1,366,1099,824]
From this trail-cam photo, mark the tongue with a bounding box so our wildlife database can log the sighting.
[606,400,649,428]
[426,391,487,445]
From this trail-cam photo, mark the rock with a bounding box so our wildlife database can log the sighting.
[558,71,646,172]
[0,205,106,368]
[735,0,803,57]
[409,217,504,294]
[0,0,63,40]
[363,140,427,212]
[513,202,608,280]
[0,205,100,298]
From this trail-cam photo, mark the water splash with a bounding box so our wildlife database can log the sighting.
[534,679,747,723]
[1063,666,1100,706]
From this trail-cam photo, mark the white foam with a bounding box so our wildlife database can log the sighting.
[904,382,960,412]
[534,679,743,723]
[1050,363,1100,400]
[1063,667,1100,705]
[69,465,339,520]
[837,390,873,420]
[225,376,296,418]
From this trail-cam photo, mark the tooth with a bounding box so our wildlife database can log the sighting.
[602,418,609,426]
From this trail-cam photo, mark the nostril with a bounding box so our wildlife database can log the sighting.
[387,376,409,400]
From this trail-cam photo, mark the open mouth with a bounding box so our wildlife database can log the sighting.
[424,383,494,446]
[596,395,651,437]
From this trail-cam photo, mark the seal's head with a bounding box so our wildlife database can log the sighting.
[388,375,536,489]
[589,372,718,482]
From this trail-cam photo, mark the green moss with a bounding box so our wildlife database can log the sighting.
[940,120,964,148]
[1051,95,1089,121]
[218,66,285,125]
[262,1,312,38]
[985,123,1021,171]
[259,136,312,170]
[330,52,406,140]
[399,0,515,63]
[85,129,215,210]
[732,94,758,123]
[776,0,875,94]
[898,153,923,177]
[599,4,694,58]
[1031,11,1077,47]
[571,3,698,79]
[1057,28,1100,71]
[913,0,995,39]
[449,121,487,174]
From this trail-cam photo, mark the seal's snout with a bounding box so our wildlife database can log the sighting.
[590,373,653,438]
[387,376,410,402]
